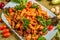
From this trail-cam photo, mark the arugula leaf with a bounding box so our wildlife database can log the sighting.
[31,4,39,9]
[36,16,47,27]
[38,36,46,40]
[43,28,48,32]
[23,24,28,30]
[23,18,30,30]
[23,18,30,25]
[36,16,52,27]
[47,19,52,25]
[36,16,43,21]
[15,5,26,10]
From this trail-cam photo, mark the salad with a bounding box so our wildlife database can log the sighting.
[4,0,58,40]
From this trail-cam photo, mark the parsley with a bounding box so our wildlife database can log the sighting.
[36,16,47,27]
[23,18,30,30]
[15,5,26,10]
[31,4,39,9]
[36,16,52,27]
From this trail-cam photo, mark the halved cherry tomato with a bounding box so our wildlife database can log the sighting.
[47,25,54,31]
[26,7,30,11]
[3,32,10,38]
[9,8,14,13]
[3,29,9,33]
[27,1,32,7]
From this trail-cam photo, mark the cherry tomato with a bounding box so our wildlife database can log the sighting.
[3,32,10,38]
[47,25,54,31]
[27,1,32,7]
[2,25,7,29]
[9,8,14,13]
[0,25,6,30]
[0,27,3,30]
[3,29,9,33]
[26,7,29,11]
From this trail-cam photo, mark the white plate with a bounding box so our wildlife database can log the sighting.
[1,0,58,40]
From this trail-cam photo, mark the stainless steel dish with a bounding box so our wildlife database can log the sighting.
[1,0,58,40]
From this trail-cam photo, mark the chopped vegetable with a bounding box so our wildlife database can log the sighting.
[23,18,30,30]
[38,36,46,40]
[43,28,48,32]
[23,18,30,25]
[37,16,52,27]
[31,4,39,9]
[23,24,28,30]
[36,16,47,27]
[47,25,53,31]
[15,5,26,10]
[47,19,52,25]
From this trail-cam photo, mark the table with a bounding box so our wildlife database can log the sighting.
[0,0,60,40]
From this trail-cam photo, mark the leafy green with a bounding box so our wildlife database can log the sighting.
[38,36,46,40]
[23,24,28,30]
[36,16,52,27]
[43,28,48,32]
[23,18,30,25]
[23,18,30,30]
[11,0,27,6]
[31,4,39,9]
[15,5,26,10]
[36,16,47,27]
[47,19,52,25]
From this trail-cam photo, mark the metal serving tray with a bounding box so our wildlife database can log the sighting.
[1,0,58,40]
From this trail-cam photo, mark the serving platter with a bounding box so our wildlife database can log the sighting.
[1,0,58,40]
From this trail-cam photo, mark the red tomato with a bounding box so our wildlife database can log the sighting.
[2,25,7,29]
[0,27,3,30]
[9,8,14,13]
[26,7,29,11]
[27,1,32,7]
[3,32,10,38]
[3,29,9,33]
[47,25,53,31]
[0,25,6,30]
